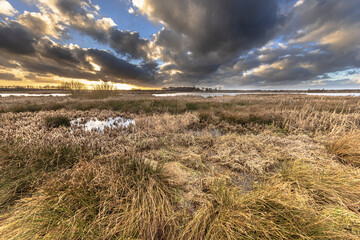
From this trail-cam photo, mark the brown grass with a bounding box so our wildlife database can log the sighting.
[1,94,360,239]
[328,131,360,167]
[0,155,179,239]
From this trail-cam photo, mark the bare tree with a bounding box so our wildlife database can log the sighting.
[61,80,87,96]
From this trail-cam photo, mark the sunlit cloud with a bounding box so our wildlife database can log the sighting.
[0,0,17,16]
[0,0,358,89]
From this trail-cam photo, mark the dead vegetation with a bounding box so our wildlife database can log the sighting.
[327,131,360,167]
[1,94,360,239]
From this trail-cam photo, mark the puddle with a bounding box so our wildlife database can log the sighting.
[71,117,135,132]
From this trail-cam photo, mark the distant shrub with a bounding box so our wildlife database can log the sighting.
[87,82,118,99]
[61,80,87,97]
[45,116,71,128]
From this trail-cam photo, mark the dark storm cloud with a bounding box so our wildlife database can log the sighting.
[87,49,154,82]
[41,39,83,66]
[54,0,94,16]
[108,28,150,60]
[0,73,22,81]
[135,0,284,77]
[217,41,360,87]
[24,43,155,84]
[184,0,360,88]
[22,62,97,80]
[128,0,360,87]
[286,0,360,44]
[0,21,37,54]
[44,44,77,63]
[1,0,359,88]
[31,0,150,60]
[0,19,155,86]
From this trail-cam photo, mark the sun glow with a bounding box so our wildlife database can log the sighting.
[90,62,101,71]
[80,80,136,90]
[132,0,145,9]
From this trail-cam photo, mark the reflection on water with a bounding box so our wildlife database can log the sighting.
[153,92,360,98]
[71,117,135,132]
[0,93,70,97]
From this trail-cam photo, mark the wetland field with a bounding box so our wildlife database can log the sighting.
[1,93,360,239]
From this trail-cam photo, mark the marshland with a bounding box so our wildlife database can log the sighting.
[0,93,360,239]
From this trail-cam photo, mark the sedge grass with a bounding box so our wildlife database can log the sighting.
[1,94,360,239]
[327,131,360,167]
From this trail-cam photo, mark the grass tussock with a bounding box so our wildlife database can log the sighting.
[181,178,324,240]
[182,159,360,240]
[0,140,84,210]
[0,155,179,239]
[1,94,360,239]
[280,160,360,212]
[45,115,71,128]
[328,131,360,167]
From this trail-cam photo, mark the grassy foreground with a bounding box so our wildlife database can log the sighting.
[1,94,360,239]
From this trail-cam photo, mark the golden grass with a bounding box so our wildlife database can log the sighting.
[0,155,179,239]
[181,158,360,239]
[1,94,360,239]
[181,178,324,240]
[328,131,360,167]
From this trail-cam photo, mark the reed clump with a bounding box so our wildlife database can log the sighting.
[0,155,179,239]
[0,139,84,210]
[328,131,360,167]
[1,94,360,239]
[45,115,71,128]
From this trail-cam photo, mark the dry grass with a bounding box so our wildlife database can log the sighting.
[181,178,324,240]
[328,131,360,167]
[181,157,360,239]
[0,155,179,239]
[1,94,360,239]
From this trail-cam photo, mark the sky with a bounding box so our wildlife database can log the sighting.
[0,0,359,90]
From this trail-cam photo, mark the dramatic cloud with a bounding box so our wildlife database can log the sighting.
[108,28,150,60]
[29,0,150,59]
[287,0,360,47]
[0,0,359,88]
[0,20,156,86]
[224,41,360,87]
[18,11,67,39]
[222,0,360,88]
[0,21,37,54]
[133,0,284,78]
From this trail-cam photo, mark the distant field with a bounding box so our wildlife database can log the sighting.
[1,94,360,239]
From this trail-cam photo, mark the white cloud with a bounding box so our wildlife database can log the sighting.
[0,0,18,16]
[294,0,304,7]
